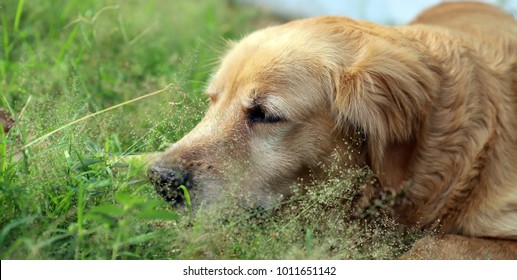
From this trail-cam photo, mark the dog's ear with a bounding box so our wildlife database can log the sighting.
[332,41,439,189]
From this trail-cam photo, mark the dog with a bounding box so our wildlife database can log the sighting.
[147,2,517,259]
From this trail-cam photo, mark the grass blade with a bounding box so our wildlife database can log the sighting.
[55,24,78,65]
[13,0,26,34]
[0,216,36,246]
[178,185,191,210]
[0,124,6,181]
[1,16,10,78]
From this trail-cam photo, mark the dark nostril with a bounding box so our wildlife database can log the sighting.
[148,165,181,186]
[147,164,194,205]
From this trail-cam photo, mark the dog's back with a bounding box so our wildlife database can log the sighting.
[387,2,517,241]
[412,2,517,74]
[411,2,517,40]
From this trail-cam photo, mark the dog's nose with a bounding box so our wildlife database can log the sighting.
[147,164,192,205]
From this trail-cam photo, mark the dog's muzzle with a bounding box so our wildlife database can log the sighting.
[147,164,193,205]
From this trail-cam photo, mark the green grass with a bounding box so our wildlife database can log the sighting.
[0,0,423,260]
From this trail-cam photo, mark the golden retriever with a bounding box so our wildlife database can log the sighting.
[147,2,517,259]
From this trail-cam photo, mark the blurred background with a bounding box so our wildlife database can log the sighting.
[242,0,517,24]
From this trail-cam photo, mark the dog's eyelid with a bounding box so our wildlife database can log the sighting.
[248,105,285,124]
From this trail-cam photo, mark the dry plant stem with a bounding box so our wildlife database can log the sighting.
[17,95,32,122]
[23,84,176,150]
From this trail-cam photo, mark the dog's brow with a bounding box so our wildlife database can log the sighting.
[245,92,269,109]
[261,95,287,112]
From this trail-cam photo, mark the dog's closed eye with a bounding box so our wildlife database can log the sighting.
[248,106,284,124]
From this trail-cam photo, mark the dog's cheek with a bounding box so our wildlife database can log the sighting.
[187,174,228,208]
[246,134,305,186]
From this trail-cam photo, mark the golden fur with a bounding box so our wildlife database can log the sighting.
[148,2,517,259]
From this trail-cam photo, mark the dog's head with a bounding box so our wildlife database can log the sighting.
[148,17,440,210]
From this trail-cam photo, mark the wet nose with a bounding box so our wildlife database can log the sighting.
[147,164,192,205]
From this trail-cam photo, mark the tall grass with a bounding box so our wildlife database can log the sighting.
[0,0,422,259]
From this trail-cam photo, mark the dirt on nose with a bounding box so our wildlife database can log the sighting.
[147,164,194,205]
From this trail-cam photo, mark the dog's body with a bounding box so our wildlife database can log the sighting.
[148,2,517,259]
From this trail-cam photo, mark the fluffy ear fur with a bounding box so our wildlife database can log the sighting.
[333,38,440,189]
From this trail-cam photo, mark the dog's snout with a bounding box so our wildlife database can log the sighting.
[147,165,182,187]
[147,164,193,205]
